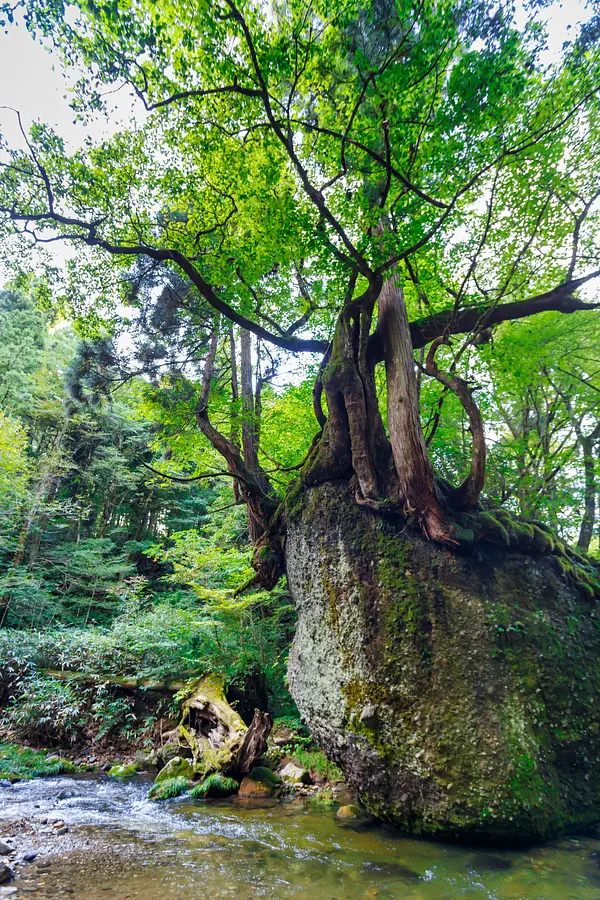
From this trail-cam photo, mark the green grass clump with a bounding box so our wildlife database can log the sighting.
[0,742,76,781]
[189,773,239,799]
[148,775,191,800]
[289,748,343,781]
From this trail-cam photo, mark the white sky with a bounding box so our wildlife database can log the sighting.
[0,0,595,284]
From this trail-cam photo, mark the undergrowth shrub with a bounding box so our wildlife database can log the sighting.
[287,748,343,781]
[0,592,299,718]
[2,674,148,747]
[4,675,87,745]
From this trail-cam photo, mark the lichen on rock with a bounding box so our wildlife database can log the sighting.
[286,481,600,843]
[154,756,194,783]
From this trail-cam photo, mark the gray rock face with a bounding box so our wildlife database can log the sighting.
[286,482,600,842]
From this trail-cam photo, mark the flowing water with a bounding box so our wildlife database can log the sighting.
[1,775,600,899]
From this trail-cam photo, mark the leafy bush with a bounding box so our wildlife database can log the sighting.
[2,674,146,747]
[0,586,298,716]
[273,716,309,737]
[88,685,137,741]
[4,675,87,745]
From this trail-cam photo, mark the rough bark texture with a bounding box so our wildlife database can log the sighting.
[377,277,449,537]
[578,437,596,551]
[237,709,273,777]
[286,481,600,842]
[425,338,486,509]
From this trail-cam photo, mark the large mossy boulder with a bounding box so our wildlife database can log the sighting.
[286,481,600,843]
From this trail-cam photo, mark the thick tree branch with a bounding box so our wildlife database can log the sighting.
[406,273,600,351]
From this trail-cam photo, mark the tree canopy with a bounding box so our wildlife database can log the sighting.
[1,0,600,568]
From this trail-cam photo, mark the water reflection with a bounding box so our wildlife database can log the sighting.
[0,776,598,899]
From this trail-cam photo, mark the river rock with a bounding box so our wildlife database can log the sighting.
[0,863,11,884]
[286,481,600,842]
[135,750,160,771]
[107,762,139,778]
[238,767,282,798]
[336,804,363,822]
[154,756,194,783]
[278,763,312,785]
[190,773,239,798]
[0,844,10,857]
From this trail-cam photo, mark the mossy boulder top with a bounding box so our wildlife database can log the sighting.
[107,762,139,778]
[238,766,283,798]
[154,756,194,784]
[286,481,600,843]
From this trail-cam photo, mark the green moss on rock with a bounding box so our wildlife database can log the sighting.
[108,762,139,778]
[190,773,239,799]
[286,481,600,843]
[238,766,283,798]
[154,756,194,783]
[149,776,191,801]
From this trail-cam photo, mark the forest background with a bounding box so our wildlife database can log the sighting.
[0,269,597,750]
[0,0,599,756]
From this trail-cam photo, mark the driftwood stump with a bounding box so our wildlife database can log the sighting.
[177,674,272,778]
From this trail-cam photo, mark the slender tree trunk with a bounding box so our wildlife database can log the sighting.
[14,416,68,568]
[240,328,260,474]
[27,475,60,565]
[578,435,597,552]
[425,338,486,509]
[195,323,281,585]
[229,326,242,505]
[377,274,450,541]
[239,329,271,542]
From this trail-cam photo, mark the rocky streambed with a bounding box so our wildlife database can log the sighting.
[1,775,600,898]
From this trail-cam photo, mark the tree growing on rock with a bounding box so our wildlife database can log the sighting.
[3,0,600,839]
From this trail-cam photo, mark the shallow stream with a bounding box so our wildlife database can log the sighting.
[1,776,600,899]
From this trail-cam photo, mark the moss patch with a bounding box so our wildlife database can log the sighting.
[108,762,139,778]
[190,773,239,799]
[0,744,77,782]
[149,776,191,801]
[285,480,600,842]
